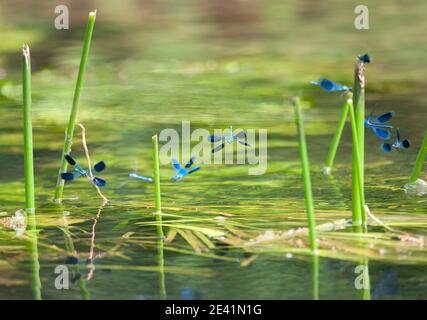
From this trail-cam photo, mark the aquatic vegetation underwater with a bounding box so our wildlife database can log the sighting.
[1,2,427,300]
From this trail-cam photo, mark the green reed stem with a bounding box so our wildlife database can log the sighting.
[293,97,317,253]
[410,130,427,182]
[152,135,162,213]
[323,100,350,174]
[152,134,165,298]
[54,11,97,203]
[22,44,35,214]
[348,99,365,217]
[351,58,367,226]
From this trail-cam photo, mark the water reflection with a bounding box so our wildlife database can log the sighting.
[60,204,91,299]
[312,255,319,300]
[87,203,107,281]
[354,228,371,300]
[156,212,166,300]
[61,203,108,299]
[27,212,41,300]
[371,268,397,299]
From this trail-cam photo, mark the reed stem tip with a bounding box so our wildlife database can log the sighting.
[22,44,30,58]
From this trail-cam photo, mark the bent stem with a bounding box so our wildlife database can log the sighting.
[293,97,317,253]
[410,130,427,182]
[324,100,350,174]
[78,123,109,204]
[22,44,35,214]
[54,11,97,203]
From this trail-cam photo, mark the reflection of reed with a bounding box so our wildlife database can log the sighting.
[157,217,166,299]
[312,255,319,300]
[354,216,371,300]
[87,203,106,281]
[361,256,371,300]
[59,205,91,299]
[323,173,347,211]
[27,213,41,300]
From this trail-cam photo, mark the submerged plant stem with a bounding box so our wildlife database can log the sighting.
[324,100,350,174]
[54,11,97,203]
[410,130,427,182]
[293,97,317,253]
[22,44,35,214]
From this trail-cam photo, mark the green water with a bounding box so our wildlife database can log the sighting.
[1,0,427,299]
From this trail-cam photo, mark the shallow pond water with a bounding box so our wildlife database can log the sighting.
[0,0,427,299]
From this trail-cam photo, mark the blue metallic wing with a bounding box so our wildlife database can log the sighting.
[64,154,77,166]
[185,157,195,168]
[208,135,223,142]
[129,173,153,182]
[312,78,350,92]
[92,177,107,187]
[212,143,225,153]
[172,158,182,173]
[234,131,247,139]
[319,79,337,91]
[93,161,106,173]
[371,127,391,140]
[238,140,250,147]
[376,112,394,124]
[61,172,76,180]
[171,175,181,182]
[381,143,392,153]
[187,166,201,175]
